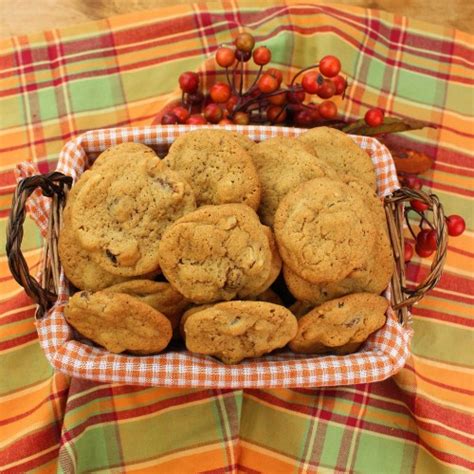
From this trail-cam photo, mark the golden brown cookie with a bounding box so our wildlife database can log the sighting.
[158,204,273,303]
[64,291,172,354]
[283,179,393,305]
[289,293,388,354]
[251,288,283,305]
[298,127,376,189]
[289,300,314,318]
[251,136,338,225]
[163,129,261,209]
[274,178,376,284]
[59,170,130,291]
[183,301,298,364]
[103,280,189,330]
[71,148,196,277]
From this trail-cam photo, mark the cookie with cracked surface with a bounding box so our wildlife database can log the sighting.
[158,204,273,303]
[71,150,196,276]
[283,179,393,304]
[251,136,338,225]
[274,178,376,284]
[183,301,298,364]
[103,280,189,330]
[59,170,130,291]
[163,129,261,209]
[288,293,388,354]
[298,127,376,189]
[64,291,172,354]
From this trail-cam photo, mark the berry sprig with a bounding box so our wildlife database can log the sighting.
[400,175,466,262]
[160,32,388,128]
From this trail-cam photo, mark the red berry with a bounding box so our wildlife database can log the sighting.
[319,55,341,78]
[267,105,287,123]
[410,199,429,212]
[415,242,434,258]
[187,91,204,105]
[287,86,305,103]
[404,241,414,262]
[425,230,438,251]
[402,174,423,190]
[179,71,199,94]
[186,114,207,125]
[293,110,314,127]
[268,90,286,105]
[266,68,283,85]
[333,75,347,95]
[232,111,250,125]
[226,95,239,113]
[234,32,255,53]
[365,108,384,127]
[416,229,433,251]
[210,82,232,103]
[235,49,251,62]
[306,103,320,121]
[218,118,234,125]
[446,215,466,237]
[318,100,338,119]
[316,79,336,99]
[203,103,223,123]
[161,112,179,125]
[253,46,271,66]
[258,74,279,93]
[302,71,321,94]
[171,106,190,124]
[216,47,235,67]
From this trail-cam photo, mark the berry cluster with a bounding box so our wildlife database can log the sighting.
[160,32,383,128]
[400,175,466,262]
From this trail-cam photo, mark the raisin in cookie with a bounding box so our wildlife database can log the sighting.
[251,136,338,225]
[103,280,189,330]
[71,150,196,276]
[298,127,376,189]
[289,293,388,354]
[183,301,298,364]
[158,204,273,303]
[163,129,261,209]
[274,178,376,284]
[64,291,172,354]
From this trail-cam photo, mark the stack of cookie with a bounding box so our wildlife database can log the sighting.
[60,127,393,364]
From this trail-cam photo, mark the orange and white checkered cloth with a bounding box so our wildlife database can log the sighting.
[15,124,411,388]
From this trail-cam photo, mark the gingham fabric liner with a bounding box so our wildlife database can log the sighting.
[16,125,412,388]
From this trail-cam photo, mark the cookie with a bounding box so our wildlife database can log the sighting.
[163,129,261,209]
[298,127,376,189]
[158,204,273,303]
[183,301,298,364]
[274,178,376,283]
[59,170,130,291]
[64,291,172,354]
[289,293,388,354]
[179,304,213,340]
[252,226,282,294]
[251,136,338,225]
[251,288,283,305]
[91,142,157,170]
[71,150,196,276]
[103,280,189,330]
[289,300,314,318]
[283,179,393,305]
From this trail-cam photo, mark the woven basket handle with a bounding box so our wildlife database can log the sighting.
[384,187,448,325]
[6,172,72,317]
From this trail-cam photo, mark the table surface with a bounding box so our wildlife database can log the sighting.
[1,0,473,36]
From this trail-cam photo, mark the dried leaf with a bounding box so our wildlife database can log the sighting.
[342,117,436,136]
[391,149,434,174]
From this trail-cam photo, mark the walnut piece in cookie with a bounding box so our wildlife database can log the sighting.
[158,204,274,303]
[289,293,388,354]
[184,301,298,364]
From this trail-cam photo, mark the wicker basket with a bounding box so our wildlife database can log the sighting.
[5,125,447,388]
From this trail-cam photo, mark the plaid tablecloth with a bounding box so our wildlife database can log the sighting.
[1,1,472,472]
